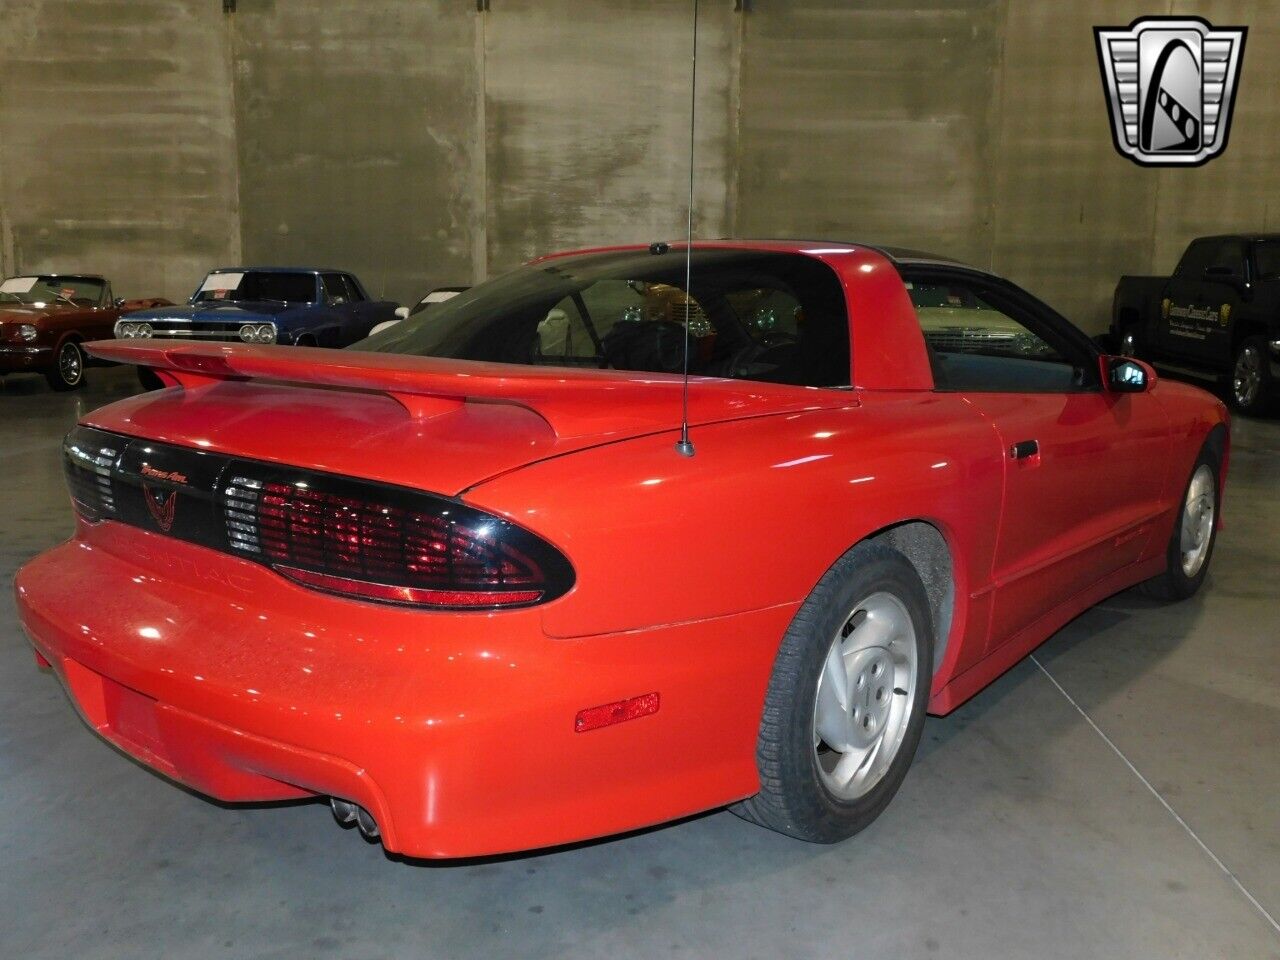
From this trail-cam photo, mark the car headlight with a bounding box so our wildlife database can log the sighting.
[116,321,152,338]
[17,324,38,342]
[238,323,276,344]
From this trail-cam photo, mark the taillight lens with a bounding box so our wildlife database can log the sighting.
[63,430,121,522]
[222,469,572,609]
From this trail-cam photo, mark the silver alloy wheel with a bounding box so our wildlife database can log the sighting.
[1180,463,1216,577]
[1233,344,1262,408]
[59,342,83,385]
[812,591,918,800]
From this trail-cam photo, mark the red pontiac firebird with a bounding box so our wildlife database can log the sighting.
[15,241,1227,858]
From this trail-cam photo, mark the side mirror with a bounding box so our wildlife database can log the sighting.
[1104,355,1153,393]
[394,306,409,319]
[114,298,126,308]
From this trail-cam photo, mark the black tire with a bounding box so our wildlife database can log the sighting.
[136,367,166,391]
[1138,447,1220,601]
[733,541,933,843]
[1228,336,1274,416]
[46,340,86,391]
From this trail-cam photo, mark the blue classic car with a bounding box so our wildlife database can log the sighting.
[115,267,399,347]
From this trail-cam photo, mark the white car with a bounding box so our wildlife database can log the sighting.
[367,287,467,337]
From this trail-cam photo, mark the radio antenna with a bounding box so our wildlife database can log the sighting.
[674,0,699,458]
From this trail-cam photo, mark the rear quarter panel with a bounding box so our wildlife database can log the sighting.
[465,392,1006,686]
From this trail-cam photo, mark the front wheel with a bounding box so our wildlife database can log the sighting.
[1229,336,1274,415]
[46,340,85,391]
[733,542,932,843]
[1139,450,1219,601]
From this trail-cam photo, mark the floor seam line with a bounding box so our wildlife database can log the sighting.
[1030,654,1280,939]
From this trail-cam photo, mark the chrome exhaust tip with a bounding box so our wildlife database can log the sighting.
[354,805,380,841]
[331,796,380,841]
[330,797,358,826]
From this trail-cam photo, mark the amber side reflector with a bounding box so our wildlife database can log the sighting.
[574,692,660,733]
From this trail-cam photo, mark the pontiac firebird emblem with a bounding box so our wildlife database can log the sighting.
[1095,17,1246,167]
[143,484,177,532]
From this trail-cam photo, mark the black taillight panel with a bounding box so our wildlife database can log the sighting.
[61,425,575,609]
[63,428,123,523]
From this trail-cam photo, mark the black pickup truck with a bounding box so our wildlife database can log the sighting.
[1111,234,1280,414]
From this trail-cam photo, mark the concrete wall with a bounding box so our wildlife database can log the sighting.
[480,0,734,274]
[0,0,239,301]
[1,1,1276,330]
[231,0,479,303]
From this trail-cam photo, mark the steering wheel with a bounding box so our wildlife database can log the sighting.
[726,331,799,376]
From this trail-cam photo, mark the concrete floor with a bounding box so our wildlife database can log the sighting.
[2,365,1278,960]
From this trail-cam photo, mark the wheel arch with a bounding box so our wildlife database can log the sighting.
[1204,421,1230,506]
[861,519,955,676]
[1231,318,1267,351]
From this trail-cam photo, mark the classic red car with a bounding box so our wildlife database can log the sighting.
[0,274,170,390]
[14,241,1227,858]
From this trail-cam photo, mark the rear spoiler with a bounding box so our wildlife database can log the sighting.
[85,340,843,440]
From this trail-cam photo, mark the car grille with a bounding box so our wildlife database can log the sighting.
[136,321,251,341]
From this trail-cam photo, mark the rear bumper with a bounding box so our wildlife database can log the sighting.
[15,522,788,858]
[0,344,53,373]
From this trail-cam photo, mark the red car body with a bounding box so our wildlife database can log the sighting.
[14,242,1228,858]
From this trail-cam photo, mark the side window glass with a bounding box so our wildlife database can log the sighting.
[1254,242,1280,281]
[905,278,1088,393]
[910,282,1062,361]
[321,273,348,304]
[342,275,365,302]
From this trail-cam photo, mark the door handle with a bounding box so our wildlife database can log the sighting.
[1009,440,1039,460]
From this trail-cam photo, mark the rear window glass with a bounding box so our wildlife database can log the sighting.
[355,249,850,387]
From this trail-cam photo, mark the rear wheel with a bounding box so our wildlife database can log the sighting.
[734,542,932,843]
[1229,336,1273,415]
[1139,449,1219,601]
[46,340,85,391]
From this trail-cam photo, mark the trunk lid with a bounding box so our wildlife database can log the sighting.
[82,340,855,495]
